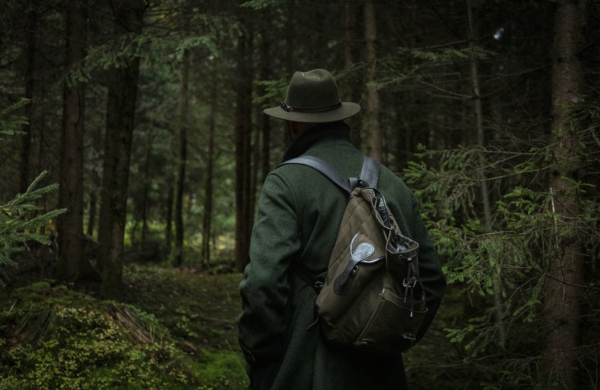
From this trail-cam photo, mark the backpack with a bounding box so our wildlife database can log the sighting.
[280,155,427,354]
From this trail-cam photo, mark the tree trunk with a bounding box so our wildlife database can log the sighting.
[165,180,174,251]
[57,0,97,282]
[202,80,217,266]
[140,144,151,249]
[18,8,37,195]
[364,0,382,161]
[87,126,102,237]
[259,30,271,183]
[283,0,295,147]
[343,1,360,148]
[466,0,505,345]
[544,1,585,387]
[171,47,190,267]
[234,10,254,272]
[98,0,145,299]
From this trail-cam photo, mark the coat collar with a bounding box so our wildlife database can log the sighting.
[281,121,351,162]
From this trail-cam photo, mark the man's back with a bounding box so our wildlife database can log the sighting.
[238,122,446,389]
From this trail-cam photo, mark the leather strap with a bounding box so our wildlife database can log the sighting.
[278,155,382,294]
[279,155,380,193]
[359,156,380,188]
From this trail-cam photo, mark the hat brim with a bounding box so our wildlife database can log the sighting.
[263,102,361,123]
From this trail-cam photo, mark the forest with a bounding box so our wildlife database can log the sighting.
[0,0,599,389]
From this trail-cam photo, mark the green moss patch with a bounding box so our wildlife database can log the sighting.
[0,276,248,390]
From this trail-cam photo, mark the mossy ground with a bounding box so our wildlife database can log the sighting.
[1,260,494,389]
[0,264,248,390]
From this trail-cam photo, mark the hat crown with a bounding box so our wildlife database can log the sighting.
[285,69,340,109]
[263,68,360,123]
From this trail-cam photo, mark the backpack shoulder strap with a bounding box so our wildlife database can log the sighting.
[359,156,380,189]
[279,155,381,191]
[279,156,353,193]
[277,155,382,293]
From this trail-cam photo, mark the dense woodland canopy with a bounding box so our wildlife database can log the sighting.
[1,0,599,388]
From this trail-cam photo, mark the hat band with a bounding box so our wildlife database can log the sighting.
[280,100,342,113]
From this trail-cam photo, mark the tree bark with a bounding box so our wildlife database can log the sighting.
[171,47,190,267]
[234,9,254,272]
[259,30,271,183]
[18,8,37,195]
[57,0,97,282]
[544,1,585,388]
[466,0,505,345]
[343,1,360,148]
[202,80,217,266]
[87,125,102,237]
[165,180,174,251]
[98,0,145,299]
[364,0,382,161]
[140,144,151,249]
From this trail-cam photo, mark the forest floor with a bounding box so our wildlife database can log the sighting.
[0,262,249,389]
[1,260,466,389]
[120,264,245,357]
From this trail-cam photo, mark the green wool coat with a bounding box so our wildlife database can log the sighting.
[238,122,446,390]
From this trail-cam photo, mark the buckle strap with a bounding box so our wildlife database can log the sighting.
[290,261,323,293]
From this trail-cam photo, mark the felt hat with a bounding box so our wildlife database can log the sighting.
[264,69,361,123]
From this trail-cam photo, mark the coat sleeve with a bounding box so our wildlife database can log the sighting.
[237,172,301,369]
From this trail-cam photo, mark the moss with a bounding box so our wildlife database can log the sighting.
[169,349,249,390]
[0,278,248,390]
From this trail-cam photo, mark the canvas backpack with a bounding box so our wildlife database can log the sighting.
[280,155,428,354]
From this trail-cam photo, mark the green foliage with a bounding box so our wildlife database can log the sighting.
[253,78,288,108]
[0,172,66,286]
[0,280,248,389]
[0,103,67,286]
[375,46,496,92]
[175,35,219,60]
[0,99,28,136]
[404,130,600,386]
[240,0,284,10]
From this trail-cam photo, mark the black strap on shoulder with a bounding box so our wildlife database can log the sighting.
[279,155,380,192]
[359,156,380,189]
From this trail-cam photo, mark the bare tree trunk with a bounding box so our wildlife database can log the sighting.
[259,30,271,183]
[98,0,145,299]
[140,144,151,249]
[87,127,102,237]
[466,0,505,345]
[544,1,585,387]
[18,8,37,195]
[165,180,174,251]
[364,0,382,161]
[234,10,254,272]
[202,80,217,266]
[343,1,360,148]
[171,47,190,267]
[57,0,97,282]
[283,0,295,147]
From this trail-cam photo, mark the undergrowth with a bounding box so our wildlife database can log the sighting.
[0,267,248,390]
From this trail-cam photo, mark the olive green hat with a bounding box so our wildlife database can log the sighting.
[264,69,361,123]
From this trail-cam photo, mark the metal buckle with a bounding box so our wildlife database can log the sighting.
[403,332,417,342]
[403,277,417,288]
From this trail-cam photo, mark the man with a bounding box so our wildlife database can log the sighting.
[238,69,446,390]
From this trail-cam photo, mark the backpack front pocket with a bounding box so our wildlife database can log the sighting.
[354,287,427,354]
